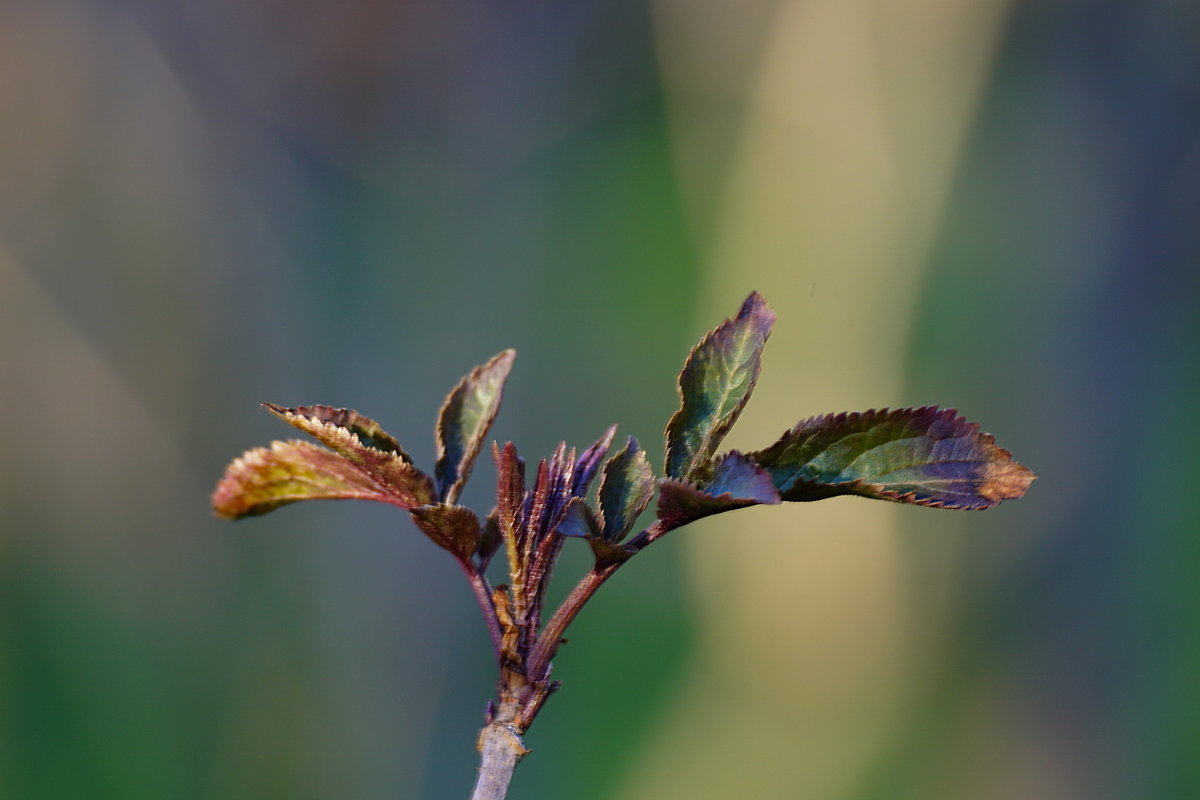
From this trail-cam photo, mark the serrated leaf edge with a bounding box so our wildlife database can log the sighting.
[212,439,418,519]
[749,406,1036,509]
[598,436,655,542]
[664,291,775,480]
[435,349,517,504]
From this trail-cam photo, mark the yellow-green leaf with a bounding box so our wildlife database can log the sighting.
[263,404,435,506]
[212,440,428,519]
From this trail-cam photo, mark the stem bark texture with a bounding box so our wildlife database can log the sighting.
[469,714,528,800]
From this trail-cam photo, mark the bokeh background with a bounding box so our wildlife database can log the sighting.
[2,1,1197,798]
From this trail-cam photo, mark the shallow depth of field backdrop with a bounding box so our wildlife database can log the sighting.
[2,1,1198,799]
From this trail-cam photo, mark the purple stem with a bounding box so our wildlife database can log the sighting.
[527,518,674,678]
[525,562,619,683]
[526,519,671,680]
[457,557,504,663]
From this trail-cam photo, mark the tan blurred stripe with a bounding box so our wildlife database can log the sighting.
[620,2,1013,798]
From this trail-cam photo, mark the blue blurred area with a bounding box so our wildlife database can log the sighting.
[1,0,1197,798]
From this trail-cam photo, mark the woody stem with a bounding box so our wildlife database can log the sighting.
[469,701,527,800]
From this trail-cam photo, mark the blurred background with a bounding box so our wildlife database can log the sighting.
[1,0,1197,798]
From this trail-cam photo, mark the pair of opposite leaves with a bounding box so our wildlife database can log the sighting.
[212,292,1035,561]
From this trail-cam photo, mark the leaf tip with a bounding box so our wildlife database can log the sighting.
[493,348,517,371]
[979,457,1037,504]
[210,484,242,520]
[738,290,776,327]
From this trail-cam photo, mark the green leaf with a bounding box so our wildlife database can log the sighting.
[436,350,517,504]
[409,504,483,561]
[262,404,436,506]
[665,292,775,480]
[598,436,655,542]
[748,407,1036,509]
[212,440,430,519]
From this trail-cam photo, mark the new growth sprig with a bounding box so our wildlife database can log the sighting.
[212,292,1035,799]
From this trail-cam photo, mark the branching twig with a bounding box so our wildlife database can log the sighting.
[210,292,1036,800]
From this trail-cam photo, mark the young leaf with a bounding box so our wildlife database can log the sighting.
[478,509,504,568]
[598,436,655,542]
[262,404,435,505]
[707,451,783,503]
[264,403,412,461]
[554,499,633,566]
[748,407,1036,509]
[665,292,775,481]
[492,441,526,548]
[654,452,780,531]
[572,424,618,497]
[409,504,483,562]
[556,498,601,538]
[212,440,430,519]
[436,350,517,504]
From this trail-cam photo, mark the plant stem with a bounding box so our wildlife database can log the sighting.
[469,706,528,800]
[525,562,619,682]
[524,520,670,681]
[622,518,667,553]
[458,558,504,663]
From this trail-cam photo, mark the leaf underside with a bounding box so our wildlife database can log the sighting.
[478,509,503,567]
[262,403,435,505]
[409,504,483,561]
[436,350,517,504]
[556,498,600,539]
[656,452,781,531]
[264,403,412,461]
[749,407,1036,509]
[212,440,429,519]
[573,424,618,497]
[665,292,775,481]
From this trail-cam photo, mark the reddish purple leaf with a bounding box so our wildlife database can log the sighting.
[556,498,601,539]
[572,424,618,497]
[410,504,483,561]
[478,509,503,568]
[656,453,780,532]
